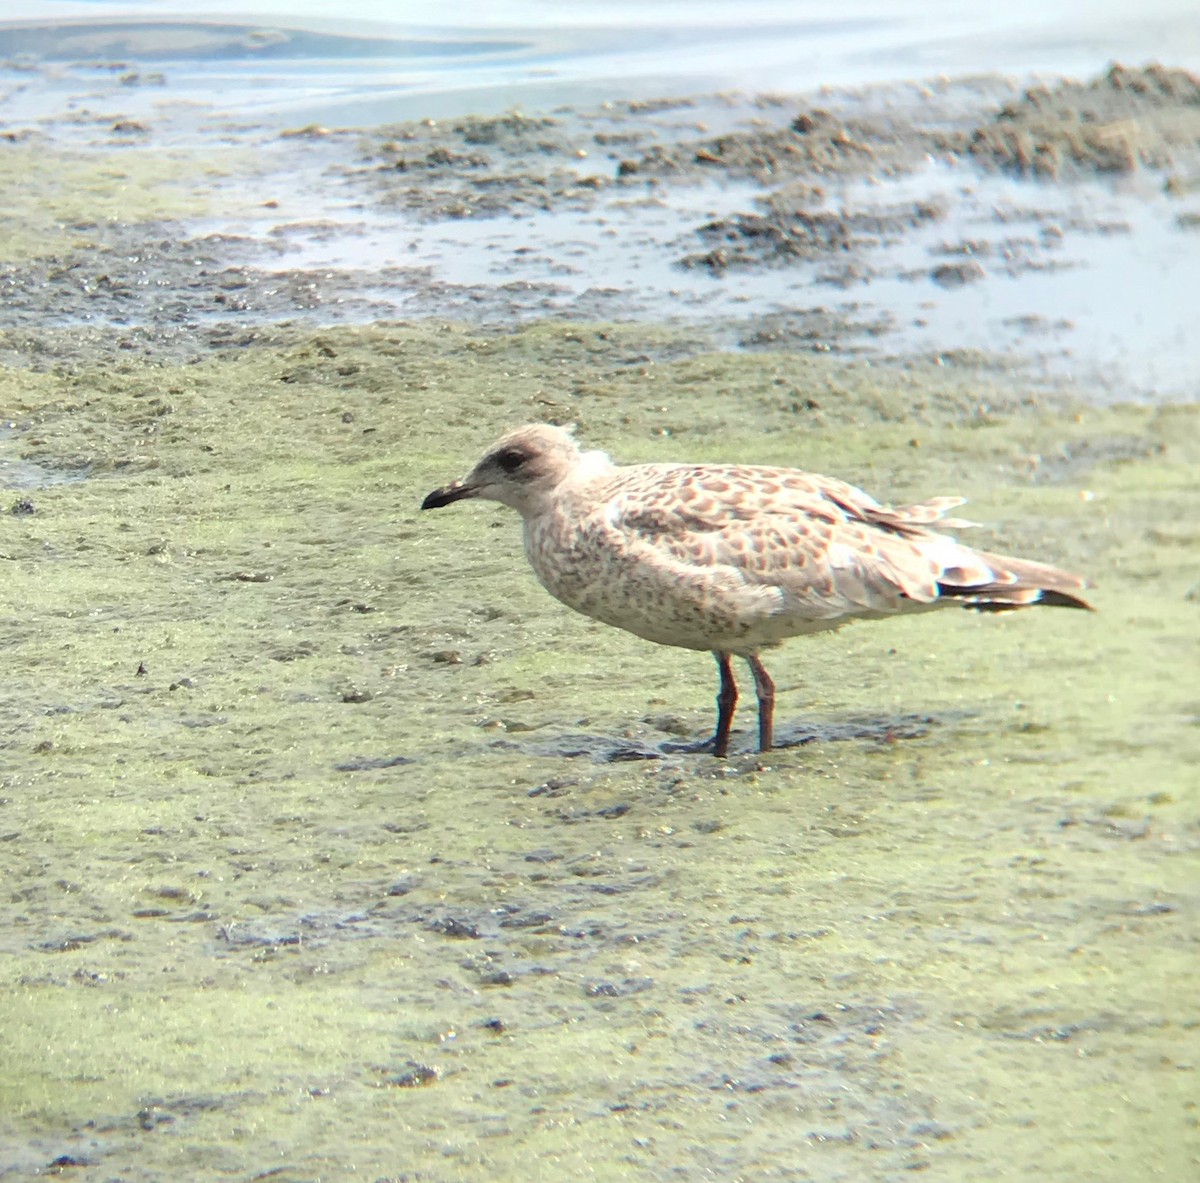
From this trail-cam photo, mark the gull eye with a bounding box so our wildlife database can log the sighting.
[494,448,527,474]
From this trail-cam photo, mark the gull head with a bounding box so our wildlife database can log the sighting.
[421,423,600,518]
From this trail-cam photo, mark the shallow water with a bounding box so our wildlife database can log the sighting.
[11,0,1200,122]
[3,82,1200,400]
[1,324,1197,1180]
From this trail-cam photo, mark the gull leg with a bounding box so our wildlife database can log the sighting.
[712,651,738,758]
[746,654,775,753]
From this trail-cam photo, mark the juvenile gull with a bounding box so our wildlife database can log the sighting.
[421,424,1093,757]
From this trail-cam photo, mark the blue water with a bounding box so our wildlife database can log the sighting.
[9,1,1200,124]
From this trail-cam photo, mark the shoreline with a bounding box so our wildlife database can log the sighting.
[2,64,1199,401]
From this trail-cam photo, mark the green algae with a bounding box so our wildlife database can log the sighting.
[0,141,255,261]
[1,322,1198,1181]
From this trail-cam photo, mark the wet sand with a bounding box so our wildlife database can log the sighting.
[1,55,1198,1183]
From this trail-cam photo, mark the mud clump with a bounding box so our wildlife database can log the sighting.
[0,227,409,336]
[368,111,610,218]
[736,307,894,352]
[368,100,934,223]
[958,62,1200,177]
[681,199,945,273]
[931,258,986,287]
[619,106,918,183]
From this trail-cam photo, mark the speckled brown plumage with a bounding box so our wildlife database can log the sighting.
[422,424,1093,757]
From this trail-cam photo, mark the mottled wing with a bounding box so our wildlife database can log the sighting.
[604,464,965,619]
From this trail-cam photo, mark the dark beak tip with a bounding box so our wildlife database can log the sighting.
[421,482,472,510]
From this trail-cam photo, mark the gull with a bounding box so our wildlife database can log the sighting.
[421,424,1093,757]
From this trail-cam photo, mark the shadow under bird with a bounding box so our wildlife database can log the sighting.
[421,424,1093,757]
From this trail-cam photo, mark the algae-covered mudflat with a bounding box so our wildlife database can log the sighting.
[1,51,1198,1183]
[3,323,1197,1181]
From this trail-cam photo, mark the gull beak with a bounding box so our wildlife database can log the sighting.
[421,479,477,510]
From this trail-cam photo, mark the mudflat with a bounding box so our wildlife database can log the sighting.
[1,55,1197,1182]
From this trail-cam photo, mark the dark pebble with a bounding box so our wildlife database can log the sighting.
[428,917,482,939]
[523,848,563,863]
[390,1064,438,1088]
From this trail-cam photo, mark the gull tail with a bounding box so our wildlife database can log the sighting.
[936,548,1094,612]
